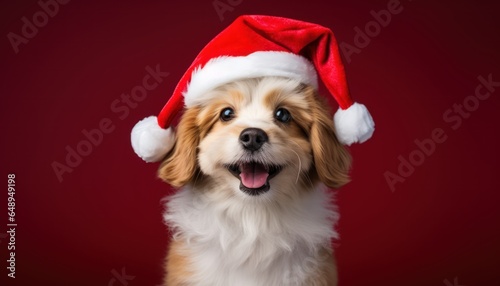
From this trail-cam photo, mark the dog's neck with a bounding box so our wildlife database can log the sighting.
[164,182,338,285]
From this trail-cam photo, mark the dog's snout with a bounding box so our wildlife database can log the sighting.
[239,128,268,151]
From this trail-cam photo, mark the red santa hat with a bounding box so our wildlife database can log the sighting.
[131,15,374,162]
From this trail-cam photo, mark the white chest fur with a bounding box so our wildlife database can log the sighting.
[164,184,339,286]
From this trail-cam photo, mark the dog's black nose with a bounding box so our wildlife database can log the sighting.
[239,128,268,151]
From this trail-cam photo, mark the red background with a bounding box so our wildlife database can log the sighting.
[1,0,499,285]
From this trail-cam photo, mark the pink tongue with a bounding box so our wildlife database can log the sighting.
[240,163,269,189]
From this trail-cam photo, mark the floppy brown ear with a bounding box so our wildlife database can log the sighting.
[158,107,200,188]
[310,95,352,189]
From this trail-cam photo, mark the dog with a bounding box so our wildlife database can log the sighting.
[158,76,351,286]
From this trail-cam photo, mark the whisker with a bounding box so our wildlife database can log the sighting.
[286,140,304,184]
[289,149,302,184]
[192,168,203,187]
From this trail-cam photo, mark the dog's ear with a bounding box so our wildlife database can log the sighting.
[310,94,352,189]
[158,107,200,188]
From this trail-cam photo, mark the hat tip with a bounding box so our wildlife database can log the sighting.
[333,103,375,145]
[131,116,175,163]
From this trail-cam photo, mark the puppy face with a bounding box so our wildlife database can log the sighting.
[159,77,350,199]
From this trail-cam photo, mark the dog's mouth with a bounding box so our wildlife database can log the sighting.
[225,161,282,196]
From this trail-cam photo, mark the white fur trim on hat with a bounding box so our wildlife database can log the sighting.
[333,102,375,145]
[131,116,175,162]
[184,51,318,107]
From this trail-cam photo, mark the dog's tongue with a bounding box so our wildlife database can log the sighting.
[240,163,269,189]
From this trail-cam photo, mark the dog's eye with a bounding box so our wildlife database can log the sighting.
[220,107,235,121]
[275,108,291,123]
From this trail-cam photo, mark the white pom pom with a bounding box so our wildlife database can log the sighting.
[131,116,175,162]
[333,103,375,145]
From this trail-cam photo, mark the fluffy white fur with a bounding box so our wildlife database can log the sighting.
[164,185,338,285]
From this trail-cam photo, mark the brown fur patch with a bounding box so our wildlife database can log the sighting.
[306,89,351,188]
[164,239,192,286]
[158,107,201,188]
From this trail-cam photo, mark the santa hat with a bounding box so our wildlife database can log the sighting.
[131,15,374,163]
